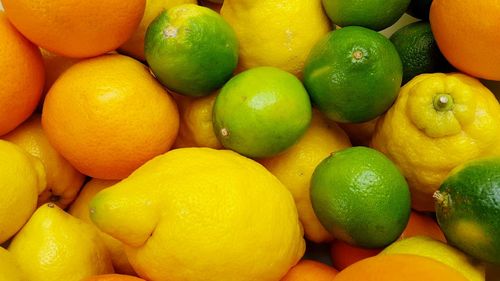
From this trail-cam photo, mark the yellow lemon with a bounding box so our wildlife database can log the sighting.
[3,114,85,208]
[381,236,485,281]
[89,148,305,281]
[0,247,25,281]
[259,110,351,243]
[0,140,46,244]
[220,0,331,78]
[119,0,197,61]
[8,203,114,281]
[172,92,222,149]
[69,179,136,275]
[371,73,500,211]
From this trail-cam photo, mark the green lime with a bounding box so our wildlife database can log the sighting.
[145,4,238,97]
[406,0,433,20]
[390,21,451,84]
[434,157,500,265]
[212,66,312,158]
[322,0,411,31]
[303,26,403,123]
[310,146,411,248]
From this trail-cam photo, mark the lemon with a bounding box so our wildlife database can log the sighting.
[311,146,411,248]
[221,0,331,77]
[259,110,351,243]
[371,73,500,211]
[381,236,486,281]
[0,247,25,281]
[3,114,85,208]
[0,140,46,244]
[89,148,305,281]
[172,92,222,149]
[8,203,114,281]
[69,179,136,275]
[119,0,197,61]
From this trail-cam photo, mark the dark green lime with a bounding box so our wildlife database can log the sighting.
[390,21,451,83]
[310,146,411,248]
[435,157,500,265]
[303,26,403,123]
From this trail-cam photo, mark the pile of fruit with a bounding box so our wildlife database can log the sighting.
[0,0,499,280]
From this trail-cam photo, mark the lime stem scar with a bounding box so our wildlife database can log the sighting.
[352,50,364,60]
[433,93,454,112]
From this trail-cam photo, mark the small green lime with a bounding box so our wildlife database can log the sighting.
[303,26,403,123]
[434,156,500,265]
[145,4,238,97]
[322,0,411,31]
[212,66,312,158]
[310,146,411,248]
[390,21,451,83]
[406,0,433,20]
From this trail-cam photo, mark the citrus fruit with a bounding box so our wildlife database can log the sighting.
[199,0,222,12]
[310,146,411,248]
[430,0,500,80]
[84,275,145,281]
[0,247,25,281]
[221,0,331,78]
[406,0,433,20]
[390,21,451,84]
[434,157,500,264]
[69,179,135,275]
[172,92,222,149]
[145,4,238,96]
[281,259,338,281]
[2,0,145,58]
[119,0,197,61]
[371,73,500,211]
[330,240,382,271]
[400,211,445,242]
[212,67,312,158]
[338,118,378,146]
[381,236,486,281]
[89,148,305,281]
[42,54,179,180]
[8,204,114,281]
[303,26,403,123]
[333,254,468,281]
[0,140,46,244]
[0,12,44,136]
[322,0,411,31]
[3,114,85,208]
[259,109,351,243]
[40,48,81,96]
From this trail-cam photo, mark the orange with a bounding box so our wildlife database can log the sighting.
[42,54,179,180]
[0,12,44,136]
[3,114,85,209]
[40,48,81,95]
[400,211,446,242]
[280,260,338,281]
[334,254,468,281]
[329,210,445,270]
[330,241,382,271]
[83,274,145,281]
[2,0,146,58]
[430,0,500,80]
